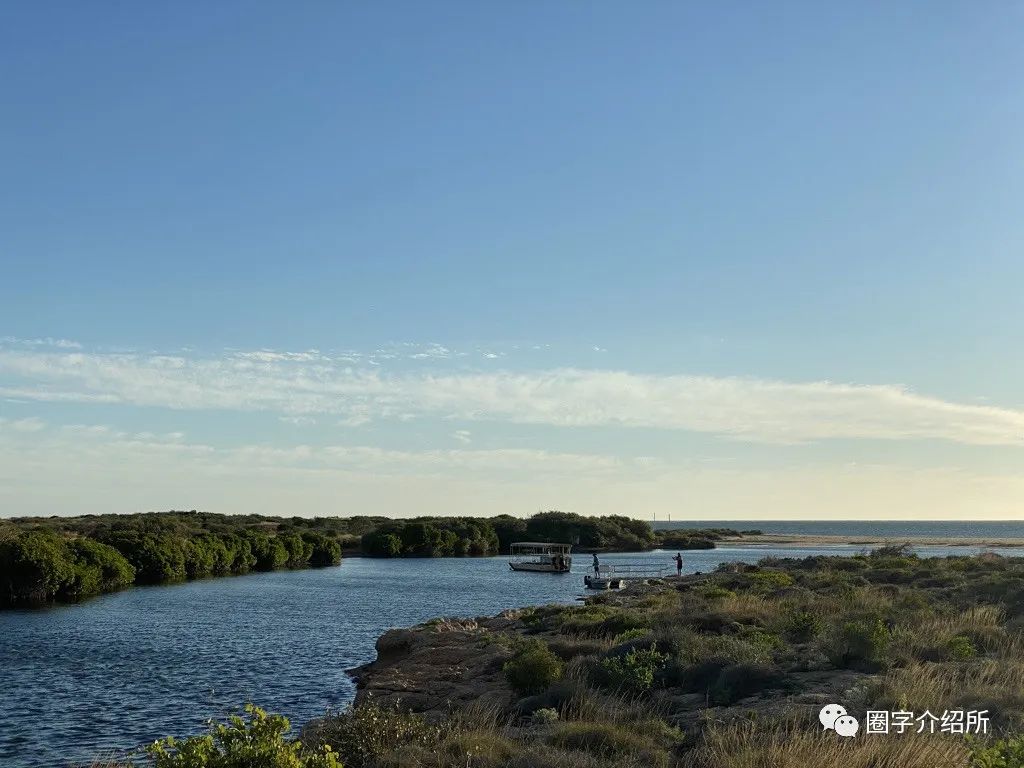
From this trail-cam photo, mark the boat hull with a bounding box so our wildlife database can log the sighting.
[509,562,570,573]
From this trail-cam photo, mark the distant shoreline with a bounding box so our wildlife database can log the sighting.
[723,532,1024,548]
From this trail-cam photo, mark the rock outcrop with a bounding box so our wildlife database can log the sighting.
[348,614,522,716]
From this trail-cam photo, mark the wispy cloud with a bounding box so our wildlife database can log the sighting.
[0,336,82,350]
[2,344,1023,446]
[0,416,46,432]
[279,415,317,426]
[1,418,1022,519]
[0,419,627,478]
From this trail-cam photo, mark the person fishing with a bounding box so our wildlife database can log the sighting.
[592,552,600,574]
[673,552,683,576]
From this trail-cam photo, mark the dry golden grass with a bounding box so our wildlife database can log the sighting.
[682,720,971,768]
[887,606,1007,664]
[426,617,480,633]
[869,659,1024,730]
[714,593,777,625]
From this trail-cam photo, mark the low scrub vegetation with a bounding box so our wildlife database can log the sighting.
[143,705,340,768]
[503,639,565,695]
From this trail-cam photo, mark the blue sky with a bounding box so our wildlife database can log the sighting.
[1,2,1022,519]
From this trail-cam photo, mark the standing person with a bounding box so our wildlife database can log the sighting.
[592,553,600,575]
[673,552,683,576]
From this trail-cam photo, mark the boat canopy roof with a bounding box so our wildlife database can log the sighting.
[510,541,572,551]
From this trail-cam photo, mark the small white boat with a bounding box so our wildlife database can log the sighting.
[584,562,672,589]
[509,542,572,573]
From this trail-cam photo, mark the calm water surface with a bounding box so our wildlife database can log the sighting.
[3,544,1022,768]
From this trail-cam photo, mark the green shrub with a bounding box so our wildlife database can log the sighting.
[0,530,76,602]
[143,704,339,768]
[833,619,890,669]
[782,609,823,641]
[547,637,607,660]
[699,585,736,600]
[595,611,651,638]
[303,532,342,566]
[678,633,772,666]
[307,703,442,768]
[598,644,667,692]
[556,605,617,635]
[361,531,403,557]
[968,733,1024,767]
[947,635,978,660]
[748,570,795,592]
[68,538,136,596]
[612,627,650,645]
[503,640,564,695]
[530,707,560,725]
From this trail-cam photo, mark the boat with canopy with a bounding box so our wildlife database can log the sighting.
[508,542,572,573]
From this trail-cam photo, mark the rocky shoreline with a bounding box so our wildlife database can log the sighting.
[345,575,869,735]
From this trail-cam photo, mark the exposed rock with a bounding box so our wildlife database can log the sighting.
[352,620,517,717]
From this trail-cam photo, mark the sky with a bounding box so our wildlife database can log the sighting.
[1,2,1022,520]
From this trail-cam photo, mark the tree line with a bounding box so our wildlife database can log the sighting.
[0,510,757,606]
[0,511,343,606]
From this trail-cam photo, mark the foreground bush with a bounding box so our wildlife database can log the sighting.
[144,705,340,768]
[503,640,564,695]
[968,734,1024,767]
[598,644,667,692]
[303,704,442,768]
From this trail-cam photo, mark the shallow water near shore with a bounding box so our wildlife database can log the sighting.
[3,543,1022,768]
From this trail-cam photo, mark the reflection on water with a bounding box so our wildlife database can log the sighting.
[1,544,1020,768]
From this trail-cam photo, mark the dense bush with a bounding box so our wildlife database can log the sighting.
[0,530,135,604]
[968,733,1024,767]
[832,619,891,669]
[304,532,342,567]
[657,533,715,550]
[0,530,76,602]
[597,644,667,692]
[67,537,136,596]
[144,704,340,768]
[781,609,824,641]
[361,530,403,557]
[360,518,499,558]
[1,511,344,606]
[504,639,565,695]
[526,511,656,551]
[304,704,442,768]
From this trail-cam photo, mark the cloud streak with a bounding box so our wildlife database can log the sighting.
[0,418,629,478]
[2,418,1022,520]
[2,345,1023,446]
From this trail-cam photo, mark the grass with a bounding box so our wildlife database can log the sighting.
[682,719,972,768]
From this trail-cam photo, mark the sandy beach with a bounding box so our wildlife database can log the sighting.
[726,533,1024,548]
